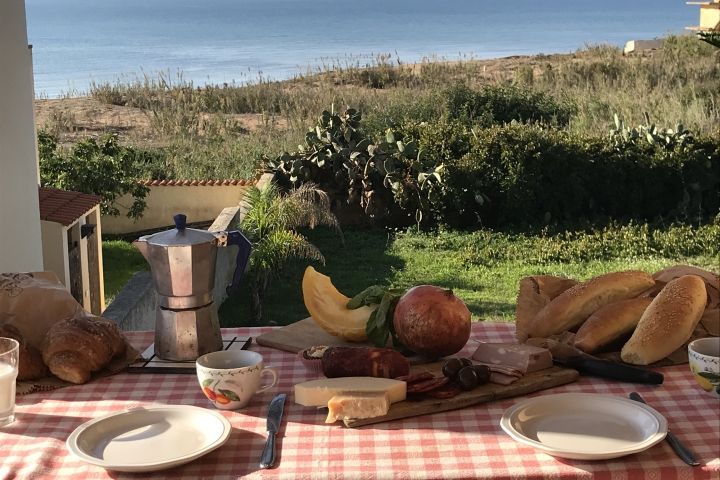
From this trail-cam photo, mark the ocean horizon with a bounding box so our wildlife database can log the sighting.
[26,0,697,98]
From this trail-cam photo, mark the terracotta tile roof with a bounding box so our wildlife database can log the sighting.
[38,187,103,227]
[137,179,257,186]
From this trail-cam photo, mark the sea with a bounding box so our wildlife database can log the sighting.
[25,0,697,98]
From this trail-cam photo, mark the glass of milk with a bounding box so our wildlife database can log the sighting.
[0,338,19,427]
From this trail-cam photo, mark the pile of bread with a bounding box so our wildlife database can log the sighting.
[0,316,127,384]
[515,270,711,365]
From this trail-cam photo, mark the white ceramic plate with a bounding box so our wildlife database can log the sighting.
[66,405,232,472]
[500,393,667,460]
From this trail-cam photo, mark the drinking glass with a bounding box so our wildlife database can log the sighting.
[0,338,19,427]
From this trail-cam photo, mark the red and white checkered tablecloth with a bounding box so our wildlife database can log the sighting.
[1,322,719,480]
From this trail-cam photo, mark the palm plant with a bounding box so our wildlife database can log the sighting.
[240,181,342,323]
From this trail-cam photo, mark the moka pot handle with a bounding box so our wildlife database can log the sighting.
[224,231,252,295]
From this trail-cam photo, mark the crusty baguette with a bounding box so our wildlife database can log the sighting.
[621,275,707,365]
[515,276,578,342]
[573,297,653,354]
[526,270,655,338]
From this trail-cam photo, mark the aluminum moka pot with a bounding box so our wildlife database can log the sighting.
[133,214,252,360]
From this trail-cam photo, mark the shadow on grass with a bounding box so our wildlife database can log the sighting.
[219,227,405,328]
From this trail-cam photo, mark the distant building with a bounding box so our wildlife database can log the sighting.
[687,0,720,31]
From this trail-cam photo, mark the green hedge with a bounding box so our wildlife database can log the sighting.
[398,121,719,228]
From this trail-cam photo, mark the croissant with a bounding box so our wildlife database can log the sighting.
[42,317,127,384]
[0,323,48,381]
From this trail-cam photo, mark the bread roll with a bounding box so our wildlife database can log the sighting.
[573,297,653,354]
[515,276,578,342]
[526,270,655,338]
[42,317,127,384]
[0,323,48,381]
[621,275,707,365]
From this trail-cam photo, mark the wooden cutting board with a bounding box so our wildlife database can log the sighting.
[344,364,579,428]
[256,317,439,366]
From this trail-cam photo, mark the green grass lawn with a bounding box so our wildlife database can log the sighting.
[102,239,150,305]
[216,227,718,328]
[101,225,717,325]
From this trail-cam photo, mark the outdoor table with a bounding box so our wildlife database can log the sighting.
[2,322,719,479]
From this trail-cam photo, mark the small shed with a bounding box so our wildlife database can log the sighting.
[38,187,105,314]
[687,1,720,31]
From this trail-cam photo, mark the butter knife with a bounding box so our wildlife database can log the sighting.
[554,356,664,384]
[629,392,700,466]
[260,393,286,469]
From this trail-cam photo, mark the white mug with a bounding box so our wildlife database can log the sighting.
[196,350,278,410]
[688,337,720,398]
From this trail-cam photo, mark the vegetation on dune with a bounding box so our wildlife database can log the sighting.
[41,33,713,183]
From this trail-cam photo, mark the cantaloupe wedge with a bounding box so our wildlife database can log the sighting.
[302,266,376,342]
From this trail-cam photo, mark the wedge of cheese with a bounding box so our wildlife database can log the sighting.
[325,392,390,423]
[294,377,406,407]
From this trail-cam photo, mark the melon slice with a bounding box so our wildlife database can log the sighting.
[301,266,376,342]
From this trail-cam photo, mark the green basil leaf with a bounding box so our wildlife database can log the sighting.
[202,378,214,387]
[366,308,389,347]
[385,297,404,349]
[698,372,720,381]
[346,285,385,309]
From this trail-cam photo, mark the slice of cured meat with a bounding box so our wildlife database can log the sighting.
[426,382,462,399]
[472,342,552,374]
[395,372,434,384]
[406,376,448,393]
[489,371,521,386]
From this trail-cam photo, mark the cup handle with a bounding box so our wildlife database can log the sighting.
[256,366,279,394]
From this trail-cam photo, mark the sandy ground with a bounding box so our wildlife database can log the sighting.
[34,96,285,147]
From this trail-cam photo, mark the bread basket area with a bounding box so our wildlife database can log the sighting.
[514,264,719,367]
[0,272,139,395]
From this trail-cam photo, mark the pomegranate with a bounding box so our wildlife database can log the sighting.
[393,285,471,358]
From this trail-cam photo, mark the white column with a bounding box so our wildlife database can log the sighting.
[0,0,44,273]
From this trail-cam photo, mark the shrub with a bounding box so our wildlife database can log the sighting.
[442,82,573,127]
[38,132,150,219]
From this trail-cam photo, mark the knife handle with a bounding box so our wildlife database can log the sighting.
[260,430,276,469]
[629,392,700,466]
[566,357,664,384]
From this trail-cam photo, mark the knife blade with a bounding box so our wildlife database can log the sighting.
[629,392,700,466]
[260,393,286,469]
[554,356,664,384]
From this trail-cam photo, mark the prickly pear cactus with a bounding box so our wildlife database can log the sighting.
[263,106,446,224]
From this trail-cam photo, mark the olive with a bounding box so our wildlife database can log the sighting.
[457,366,479,391]
[442,358,464,379]
[459,357,473,368]
[472,365,491,385]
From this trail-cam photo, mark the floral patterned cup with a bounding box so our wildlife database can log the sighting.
[688,337,720,398]
[196,350,279,410]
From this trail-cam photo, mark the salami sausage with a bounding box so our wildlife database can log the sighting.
[395,372,434,384]
[406,376,449,393]
[321,347,410,379]
[427,382,462,399]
